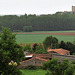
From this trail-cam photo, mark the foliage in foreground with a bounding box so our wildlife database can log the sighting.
[0,27,24,75]
[42,58,75,75]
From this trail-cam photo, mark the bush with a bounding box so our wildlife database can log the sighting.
[3,65,22,75]
[43,36,58,49]
[72,53,75,55]
[45,71,52,75]
[23,44,33,53]
[71,60,75,64]
[35,44,48,54]
[25,65,37,70]
[42,62,49,70]
[32,43,38,52]
[42,58,75,75]
[64,66,74,75]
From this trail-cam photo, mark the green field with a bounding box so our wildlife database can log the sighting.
[16,33,75,44]
[21,69,46,75]
[21,69,75,75]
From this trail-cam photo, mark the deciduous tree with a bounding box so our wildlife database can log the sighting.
[0,27,24,75]
[43,36,58,49]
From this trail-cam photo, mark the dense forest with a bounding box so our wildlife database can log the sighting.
[0,13,75,31]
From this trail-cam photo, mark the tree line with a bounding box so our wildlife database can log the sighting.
[0,14,75,31]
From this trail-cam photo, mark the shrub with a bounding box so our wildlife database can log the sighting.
[71,60,75,64]
[45,71,52,75]
[43,36,58,49]
[23,44,33,53]
[25,65,37,70]
[35,44,48,54]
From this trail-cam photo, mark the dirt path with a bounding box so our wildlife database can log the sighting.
[17,32,75,36]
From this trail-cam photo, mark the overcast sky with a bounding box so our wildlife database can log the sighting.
[0,0,75,15]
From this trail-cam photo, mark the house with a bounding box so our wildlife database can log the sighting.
[19,57,48,69]
[18,53,53,69]
[47,48,70,55]
[47,48,75,62]
[33,53,53,60]
[25,53,53,60]
[18,48,75,69]
[53,54,75,62]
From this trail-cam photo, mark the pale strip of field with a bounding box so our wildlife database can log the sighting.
[15,30,75,34]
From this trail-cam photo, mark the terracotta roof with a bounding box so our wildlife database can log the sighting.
[22,57,48,63]
[35,57,48,62]
[47,48,70,55]
[33,53,53,58]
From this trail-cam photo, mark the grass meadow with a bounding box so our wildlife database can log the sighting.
[16,33,75,44]
[20,69,75,75]
[20,69,46,75]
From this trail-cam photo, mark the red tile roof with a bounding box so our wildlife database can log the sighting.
[35,57,48,62]
[47,48,70,55]
[22,57,48,63]
[33,53,53,59]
